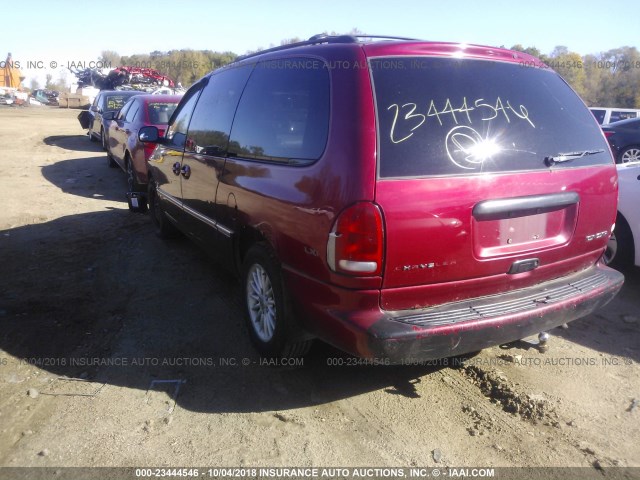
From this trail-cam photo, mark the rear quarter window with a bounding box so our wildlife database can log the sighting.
[124,102,139,123]
[371,57,611,178]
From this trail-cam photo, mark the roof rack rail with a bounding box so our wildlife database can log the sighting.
[235,34,420,62]
[353,35,421,42]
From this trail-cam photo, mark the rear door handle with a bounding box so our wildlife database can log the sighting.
[181,165,191,179]
[473,192,580,221]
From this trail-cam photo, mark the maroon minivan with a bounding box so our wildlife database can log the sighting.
[140,35,624,362]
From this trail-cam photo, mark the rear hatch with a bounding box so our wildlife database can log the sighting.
[367,51,617,310]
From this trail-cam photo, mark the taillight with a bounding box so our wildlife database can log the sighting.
[327,202,384,276]
[143,143,156,160]
[603,131,614,138]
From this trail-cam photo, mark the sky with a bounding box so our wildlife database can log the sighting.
[2,0,638,88]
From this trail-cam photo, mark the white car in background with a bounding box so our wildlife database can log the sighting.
[605,162,640,268]
[590,107,640,125]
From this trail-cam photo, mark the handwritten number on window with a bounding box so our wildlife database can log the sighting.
[388,96,535,145]
[388,103,425,144]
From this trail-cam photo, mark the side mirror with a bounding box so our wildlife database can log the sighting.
[139,126,161,143]
[90,105,98,112]
[102,111,117,121]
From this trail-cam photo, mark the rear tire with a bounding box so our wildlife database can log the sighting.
[242,243,312,359]
[126,155,143,192]
[126,156,147,213]
[104,129,117,168]
[605,214,634,269]
[100,127,108,151]
[147,179,180,238]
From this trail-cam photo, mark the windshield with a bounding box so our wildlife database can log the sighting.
[370,57,612,178]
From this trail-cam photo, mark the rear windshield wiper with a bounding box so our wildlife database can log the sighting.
[544,149,605,166]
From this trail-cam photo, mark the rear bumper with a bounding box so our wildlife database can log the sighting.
[286,264,624,363]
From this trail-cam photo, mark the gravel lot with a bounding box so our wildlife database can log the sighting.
[0,107,639,477]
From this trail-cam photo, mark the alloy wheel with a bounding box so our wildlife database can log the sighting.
[621,148,640,163]
[246,264,277,342]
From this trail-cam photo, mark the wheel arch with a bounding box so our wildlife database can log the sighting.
[235,226,275,274]
[618,211,637,263]
[613,211,636,266]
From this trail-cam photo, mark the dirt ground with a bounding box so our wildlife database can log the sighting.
[0,106,639,475]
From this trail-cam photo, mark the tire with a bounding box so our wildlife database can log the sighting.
[242,243,312,359]
[619,146,640,164]
[89,128,97,142]
[100,127,107,151]
[147,179,180,238]
[126,155,142,192]
[126,156,148,213]
[604,214,634,269]
[104,128,117,168]
[106,150,117,168]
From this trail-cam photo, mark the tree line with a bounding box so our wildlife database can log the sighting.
[95,30,361,88]
[510,45,640,108]
[93,42,640,109]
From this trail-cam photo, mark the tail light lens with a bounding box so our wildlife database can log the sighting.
[143,143,157,160]
[603,131,614,138]
[327,202,384,276]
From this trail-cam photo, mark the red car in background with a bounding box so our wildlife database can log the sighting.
[104,94,181,194]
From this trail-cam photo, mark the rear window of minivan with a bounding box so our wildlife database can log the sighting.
[371,57,611,178]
